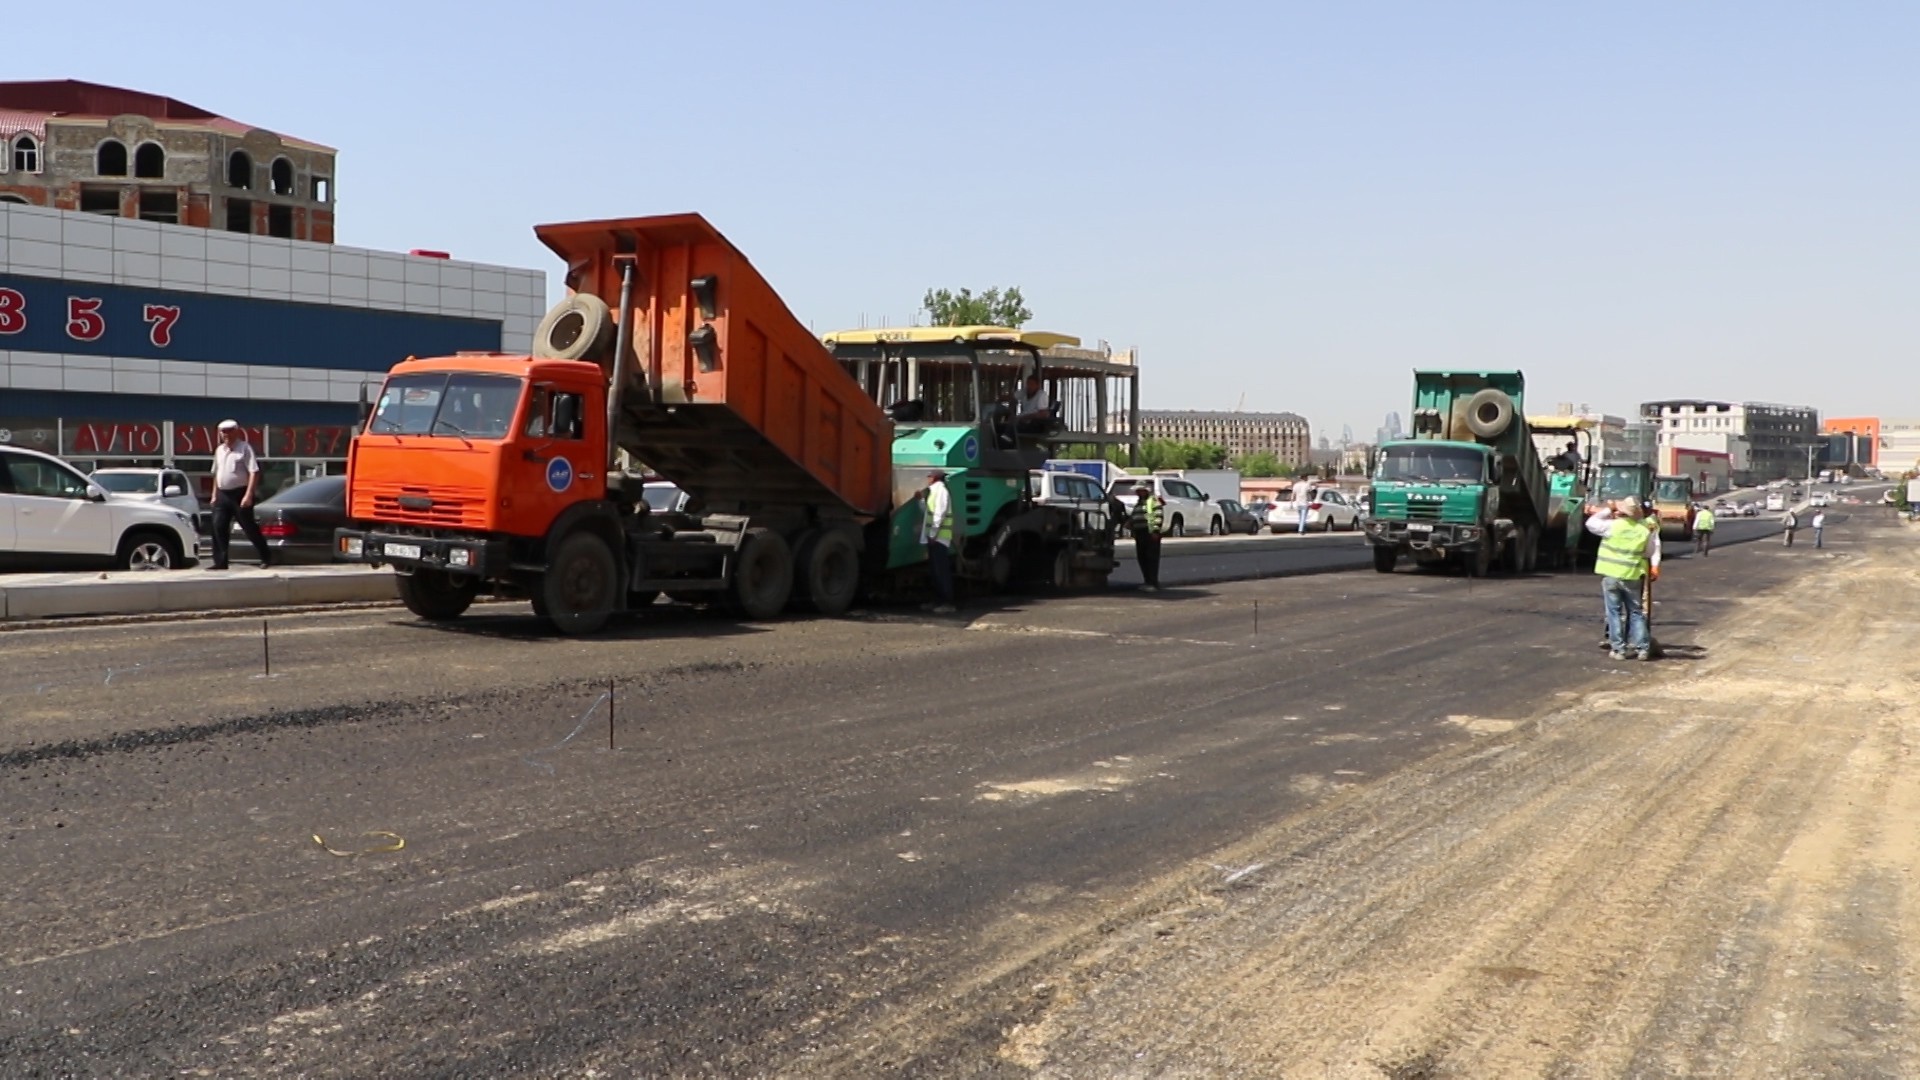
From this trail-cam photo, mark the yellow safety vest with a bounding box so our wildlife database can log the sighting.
[924,481,954,545]
[1595,519,1652,581]
[1695,509,1715,531]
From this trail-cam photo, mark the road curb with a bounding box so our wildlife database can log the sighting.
[0,569,398,624]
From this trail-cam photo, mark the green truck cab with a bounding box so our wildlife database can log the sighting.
[1365,370,1549,576]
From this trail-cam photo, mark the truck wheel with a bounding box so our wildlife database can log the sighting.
[117,529,183,571]
[398,569,480,621]
[1051,546,1074,588]
[532,294,614,362]
[542,531,618,635]
[731,527,793,620]
[1464,388,1515,438]
[1469,542,1492,578]
[1373,547,1397,573]
[798,528,860,616]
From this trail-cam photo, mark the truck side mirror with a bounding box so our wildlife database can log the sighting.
[554,395,581,439]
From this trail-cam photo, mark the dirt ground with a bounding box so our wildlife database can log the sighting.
[978,524,1920,1078]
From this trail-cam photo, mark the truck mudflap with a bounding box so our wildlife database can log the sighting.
[333,527,508,580]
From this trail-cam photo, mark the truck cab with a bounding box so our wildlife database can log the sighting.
[1364,370,1549,577]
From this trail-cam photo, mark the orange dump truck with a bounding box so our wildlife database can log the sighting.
[335,213,894,633]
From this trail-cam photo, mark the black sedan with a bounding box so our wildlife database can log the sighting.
[222,475,352,565]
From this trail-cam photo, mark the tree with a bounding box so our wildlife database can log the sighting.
[1236,450,1289,478]
[921,286,1032,328]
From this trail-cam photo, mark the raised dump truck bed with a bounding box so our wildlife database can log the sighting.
[534,214,891,517]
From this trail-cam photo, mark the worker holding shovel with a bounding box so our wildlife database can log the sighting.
[1586,498,1662,662]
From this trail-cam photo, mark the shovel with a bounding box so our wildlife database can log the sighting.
[1641,573,1663,660]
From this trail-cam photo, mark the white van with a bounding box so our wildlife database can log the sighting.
[1765,493,1786,512]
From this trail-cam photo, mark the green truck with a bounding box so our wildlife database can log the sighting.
[1365,371,1551,576]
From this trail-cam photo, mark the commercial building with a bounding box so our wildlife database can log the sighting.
[1640,399,1819,485]
[1665,447,1732,495]
[1878,420,1920,476]
[1821,416,1878,471]
[1132,409,1311,467]
[0,81,547,499]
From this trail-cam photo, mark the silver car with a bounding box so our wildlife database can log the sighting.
[90,467,206,532]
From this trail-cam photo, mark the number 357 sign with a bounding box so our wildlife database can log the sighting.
[0,286,180,346]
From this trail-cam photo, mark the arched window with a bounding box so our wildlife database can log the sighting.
[12,134,40,174]
[97,140,128,176]
[270,157,294,196]
[227,150,253,189]
[134,142,166,178]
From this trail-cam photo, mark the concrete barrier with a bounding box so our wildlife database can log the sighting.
[0,567,398,622]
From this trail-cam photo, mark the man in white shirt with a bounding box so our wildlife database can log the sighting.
[920,469,956,614]
[208,419,272,570]
[1812,508,1827,548]
[1013,375,1052,436]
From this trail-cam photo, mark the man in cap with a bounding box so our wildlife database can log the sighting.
[921,468,956,614]
[208,419,272,570]
[1585,497,1660,661]
[1127,481,1165,591]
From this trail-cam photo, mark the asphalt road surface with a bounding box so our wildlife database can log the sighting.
[1111,514,1788,588]
[2,505,1911,1076]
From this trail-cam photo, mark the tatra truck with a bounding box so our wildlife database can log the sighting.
[335,214,1122,633]
[1364,371,1551,576]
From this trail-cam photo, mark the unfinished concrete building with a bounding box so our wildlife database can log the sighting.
[0,80,336,243]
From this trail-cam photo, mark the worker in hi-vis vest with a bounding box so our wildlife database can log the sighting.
[1586,499,1661,661]
[920,469,957,615]
[1693,504,1716,556]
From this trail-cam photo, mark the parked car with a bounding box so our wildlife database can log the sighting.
[90,467,207,531]
[1031,470,1116,530]
[228,475,351,565]
[1106,475,1221,537]
[1266,487,1362,532]
[1216,499,1262,535]
[0,445,198,571]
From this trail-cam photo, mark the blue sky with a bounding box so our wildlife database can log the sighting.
[15,1,1919,441]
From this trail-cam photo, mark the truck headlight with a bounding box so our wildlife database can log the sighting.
[341,536,364,557]
[450,548,472,568]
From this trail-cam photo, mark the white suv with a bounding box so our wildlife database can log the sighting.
[1106,475,1221,537]
[1,446,199,571]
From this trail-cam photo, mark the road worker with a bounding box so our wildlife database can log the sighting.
[1128,482,1165,591]
[1587,498,1661,661]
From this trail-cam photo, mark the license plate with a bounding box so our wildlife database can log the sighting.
[384,543,422,561]
[1408,523,1433,533]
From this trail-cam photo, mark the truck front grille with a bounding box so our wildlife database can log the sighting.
[356,482,488,530]
[1404,502,1444,521]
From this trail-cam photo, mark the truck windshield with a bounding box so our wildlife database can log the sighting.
[368,373,523,439]
[1655,479,1692,501]
[1596,470,1644,498]
[1375,446,1485,482]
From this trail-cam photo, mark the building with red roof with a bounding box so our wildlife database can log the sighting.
[0,80,336,243]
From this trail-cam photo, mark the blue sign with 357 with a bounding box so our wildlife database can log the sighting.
[0,271,499,373]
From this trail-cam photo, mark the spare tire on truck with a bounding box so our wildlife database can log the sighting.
[532,294,614,362]
[1464,388,1515,439]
